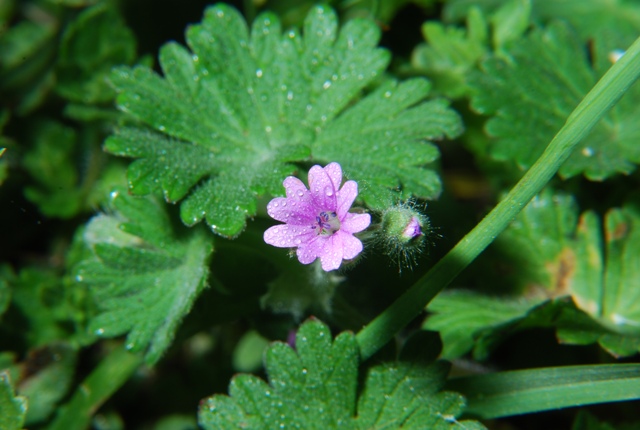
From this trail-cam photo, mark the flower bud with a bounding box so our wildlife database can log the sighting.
[378,203,431,271]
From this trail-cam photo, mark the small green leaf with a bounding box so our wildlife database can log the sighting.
[470,22,640,180]
[489,0,531,49]
[0,11,57,114]
[424,290,541,359]
[1,266,86,348]
[75,189,213,364]
[199,319,485,429]
[108,3,462,237]
[411,7,488,99]
[0,371,27,430]
[17,344,77,425]
[578,204,640,335]
[55,3,136,103]
[22,120,82,218]
[232,330,269,373]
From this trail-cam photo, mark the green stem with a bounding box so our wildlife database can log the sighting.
[356,35,640,360]
[47,347,143,430]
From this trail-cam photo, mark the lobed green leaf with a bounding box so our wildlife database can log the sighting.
[199,319,484,429]
[469,22,640,180]
[107,3,462,237]
[75,189,213,364]
[0,372,27,430]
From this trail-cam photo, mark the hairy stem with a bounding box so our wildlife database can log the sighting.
[356,35,640,360]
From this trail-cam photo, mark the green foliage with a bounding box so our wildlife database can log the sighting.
[574,203,640,338]
[411,7,488,98]
[22,120,82,218]
[199,319,484,429]
[0,372,27,430]
[424,290,541,359]
[469,21,640,180]
[11,344,77,425]
[55,2,137,104]
[0,4,57,114]
[425,192,640,358]
[107,3,462,237]
[75,189,213,364]
[0,266,88,348]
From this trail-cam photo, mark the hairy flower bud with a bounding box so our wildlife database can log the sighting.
[378,203,432,271]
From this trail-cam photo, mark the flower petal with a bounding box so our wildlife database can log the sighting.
[339,231,364,260]
[323,162,343,190]
[267,197,315,225]
[264,224,315,248]
[308,165,337,212]
[296,236,324,264]
[318,234,343,271]
[283,177,311,202]
[341,212,371,234]
[336,180,358,218]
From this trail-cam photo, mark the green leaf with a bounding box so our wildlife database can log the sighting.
[55,2,137,103]
[232,330,270,373]
[75,189,213,364]
[469,22,640,180]
[16,344,77,425]
[411,7,488,99]
[1,266,87,348]
[0,10,57,114]
[425,192,640,358]
[22,120,82,218]
[492,189,579,292]
[573,203,640,337]
[424,290,541,359]
[199,319,484,429]
[0,371,27,430]
[489,0,531,49]
[107,3,462,237]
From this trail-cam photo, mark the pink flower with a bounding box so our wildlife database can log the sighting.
[264,162,371,271]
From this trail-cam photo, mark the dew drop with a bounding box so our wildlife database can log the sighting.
[384,91,392,98]
[322,80,331,89]
[324,186,334,197]
[95,328,105,336]
[286,91,294,100]
[296,190,304,197]
[256,68,263,78]
[265,125,272,133]
[281,201,287,206]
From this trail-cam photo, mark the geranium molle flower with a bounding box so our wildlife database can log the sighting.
[264,162,371,271]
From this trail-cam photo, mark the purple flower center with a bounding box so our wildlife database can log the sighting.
[312,211,341,236]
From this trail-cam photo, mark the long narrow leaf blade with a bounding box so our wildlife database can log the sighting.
[446,364,640,419]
